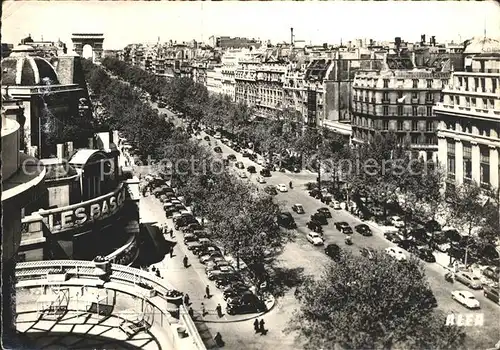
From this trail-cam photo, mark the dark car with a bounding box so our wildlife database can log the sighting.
[360,247,376,260]
[384,231,403,244]
[429,231,450,252]
[247,165,256,173]
[309,189,322,199]
[223,284,250,301]
[235,161,245,169]
[483,285,500,304]
[183,233,198,244]
[277,212,297,229]
[335,222,353,234]
[325,243,342,261]
[397,239,418,252]
[214,146,223,153]
[204,135,210,141]
[292,204,305,214]
[242,151,250,158]
[264,186,278,196]
[307,220,323,234]
[311,213,328,225]
[226,292,265,315]
[233,145,241,152]
[316,207,332,218]
[482,266,499,281]
[227,154,237,161]
[260,168,271,177]
[183,223,203,233]
[355,224,372,236]
[174,216,197,230]
[412,246,436,263]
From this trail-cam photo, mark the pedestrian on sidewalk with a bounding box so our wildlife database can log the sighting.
[170,228,174,238]
[259,319,266,334]
[253,319,260,333]
[204,285,211,299]
[216,303,223,318]
[169,246,174,258]
[201,302,207,316]
[155,269,161,278]
[183,293,190,306]
[188,306,194,319]
[183,255,189,268]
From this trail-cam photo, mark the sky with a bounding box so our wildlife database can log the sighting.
[2,1,500,50]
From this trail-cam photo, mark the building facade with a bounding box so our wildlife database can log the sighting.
[435,53,500,191]
[351,53,451,160]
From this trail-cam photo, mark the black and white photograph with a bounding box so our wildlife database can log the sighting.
[1,1,499,349]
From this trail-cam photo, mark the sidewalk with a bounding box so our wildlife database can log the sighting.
[139,195,274,325]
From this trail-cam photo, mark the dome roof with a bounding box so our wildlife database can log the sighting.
[464,37,500,54]
[42,159,78,181]
[1,50,60,86]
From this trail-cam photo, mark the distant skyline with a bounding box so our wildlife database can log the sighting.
[2,1,500,50]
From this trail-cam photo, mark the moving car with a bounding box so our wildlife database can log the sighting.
[277,184,288,192]
[329,200,342,210]
[325,243,342,261]
[214,146,223,153]
[483,285,499,304]
[307,232,324,246]
[360,247,376,260]
[335,222,353,234]
[307,220,323,234]
[385,247,407,261]
[455,271,482,289]
[451,290,480,309]
[292,204,305,214]
[256,176,266,184]
[316,207,332,218]
[235,161,245,169]
[277,212,297,229]
[355,224,372,236]
[247,165,256,173]
[389,216,405,228]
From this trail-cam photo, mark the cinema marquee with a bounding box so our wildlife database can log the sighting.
[39,185,127,233]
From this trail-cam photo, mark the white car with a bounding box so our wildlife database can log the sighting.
[329,200,341,210]
[214,133,221,139]
[385,247,407,261]
[451,290,480,309]
[277,184,288,192]
[256,158,264,165]
[239,172,248,179]
[195,134,202,140]
[389,216,405,228]
[256,176,266,184]
[307,232,324,246]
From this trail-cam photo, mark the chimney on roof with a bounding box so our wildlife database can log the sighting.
[395,37,402,55]
[290,28,294,47]
[66,141,74,157]
[421,34,426,45]
[431,36,436,46]
[56,143,65,160]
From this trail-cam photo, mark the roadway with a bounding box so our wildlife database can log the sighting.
[149,103,499,349]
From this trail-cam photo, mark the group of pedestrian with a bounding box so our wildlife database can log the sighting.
[253,318,266,335]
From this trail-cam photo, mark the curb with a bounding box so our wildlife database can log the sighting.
[193,294,276,324]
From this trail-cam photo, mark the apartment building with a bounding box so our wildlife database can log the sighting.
[351,52,452,161]
[206,66,223,95]
[435,51,500,191]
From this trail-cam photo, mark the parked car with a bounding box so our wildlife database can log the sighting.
[247,165,256,173]
[389,216,405,228]
[277,212,297,229]
[355,224,372,236]
[186,240,202,251]
[451,290,480,309]
[360,247,376,260]
[335,222,353,234]
[277,184,288,192]
[429,231,451,252]
[226,292,265,315]
[483,285,500,304]
[309,189,322,199]
[329,200,342,210]
[264,185,278,196]
[207,269,235,281]
[307,220,323,234]
[385,247,407,261]
[200,252,224,264]
[227,154,236,161]
[308,213,326,225]
[223,284,250,301]
[242,150,250,157]
[239,171,248,179]
[397,239,418,252]
[384,230,403,244]
[260,168,271,177]
[482,266,499,281]
[214,146,223,153]
[316,207,332,218]
[412,246,436,263]
[455,271,482,289]
[307,232,324,245]
[325,243,342,261]
[204,135,210,141]
[292,204,305,214]
[235,161,245,169]
[183,233,198,244]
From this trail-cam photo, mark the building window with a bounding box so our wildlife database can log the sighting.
[412,120,418,131]
[383,92,389,101]
[471,98,476,107]
[426,79,432,88]
[412,79,418,88]
[412,92,418,99]
[447,141,456,179]
[383,106,389,115]
[398,91,403,99]
[397,121,403,131]
[383,79,389,88]
[480,147,490,187]
[412,106,418,116]
[411,134,419,144]
[426,92,433,102]
[398,106,403,115]
[427,106,433,116]
[463,142,472,180]
[383,120,389,130]
[426,121,434,132]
